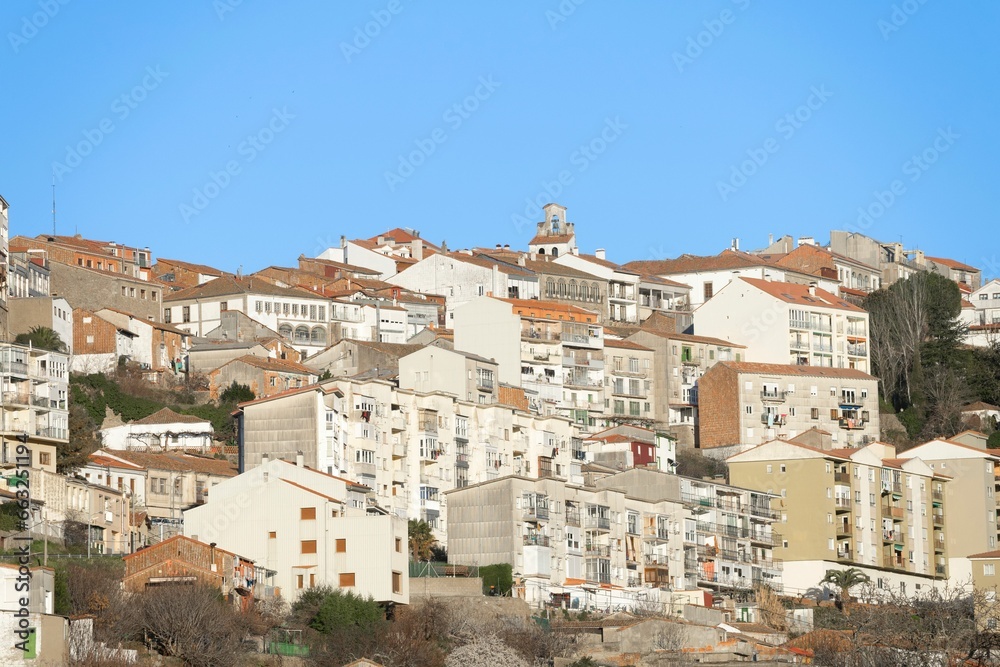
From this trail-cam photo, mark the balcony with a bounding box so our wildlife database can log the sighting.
[392,443,406,459]
[0,392,30,407]
[760,390,786,402]
[750,531,780,546]
[760,414,786,426]
[585,515,611,531]
[749,505,780,521]
[644,523,671,541]
[523,534,550,547]
[789,340,810,351]
[834,497,852,512]
[390,415,406,432]
[523,504,549,522]
[644,553,670,567]
[836,548,852,561]
[932,489,944,504]
[35,427,67,440]
[932,511,944,527]
[839,418,867,430]
[884,506,904,520]
[417,420,438,434]
[846,344,868,357]
[883,556,901,570]
[936,565,947,575]
[585,545,611,558]
[882,530,898,543]
[565,509,581,527]
[836,524,852,538]
[835,471,851,484]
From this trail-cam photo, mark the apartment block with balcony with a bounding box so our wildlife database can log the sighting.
[694,277,871,373]
[554,250,642,324]
[697,361,879,449]
[446,467,781,608]
[399,344,498,405]
[602,339,655,428]
[897,437,1000,583]
[636,275,692,330]
[0,343,69,466]
[625,328,746,446]
[453,296,604,430]
[728,440,951,596]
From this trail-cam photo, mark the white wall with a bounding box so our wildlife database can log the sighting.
[453,297,521,386]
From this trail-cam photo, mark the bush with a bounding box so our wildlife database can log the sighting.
[988,431,1000,449]
[480,563,513,596]
[291,587,384,634]
[220,381,255,405]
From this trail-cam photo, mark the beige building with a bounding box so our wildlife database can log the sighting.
[896,437,1000,582]
[728,440,950,596]
[698,362,880,449]
[446,467,781,608]
[399,344,498,405]
[969,550,1000,630]
[602,339,655,428]
[185,456,409,604]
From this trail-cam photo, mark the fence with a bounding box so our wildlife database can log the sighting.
[409,561,481,578]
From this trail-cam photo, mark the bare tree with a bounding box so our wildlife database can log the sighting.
[445,634,530,667]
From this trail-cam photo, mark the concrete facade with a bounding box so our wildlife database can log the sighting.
[8,298,72,353]
[49,260,161,321]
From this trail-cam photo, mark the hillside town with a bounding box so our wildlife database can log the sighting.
[1,193,999,665]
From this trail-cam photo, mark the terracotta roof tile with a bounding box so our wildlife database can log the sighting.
[220,355,317,375]
[106,451,238,477]
[926,256,979,272]
[740,277,866,312]
[132,407,210,426]
[717,361,876,380]
[623,249,775,276]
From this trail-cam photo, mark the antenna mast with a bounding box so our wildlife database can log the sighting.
[51,178,56,235]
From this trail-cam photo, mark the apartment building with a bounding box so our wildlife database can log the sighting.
[81,449,237,541]
[602,339,655,427]
[318,229,440,280]
[49,261,161,321]
[399,345,498,405]
[965,279,1000,328]
[919,255,982,292]
[9,297,73,352]
[583,425,677,473]
[208,355,318,401]
[163,276,332,355]
[698,362,880,449]
[755,238,883,294]
[184,456,409,604]
[0,195,7,339]
[828,231,924,287]
[970,550,1000,631]
[0,342,69,451]
[454,296,604,431]
[65,475,134,555]
[446,467,781,608]
[636,274,692,331]
[0,565,67,665]
[555,250,641,324]
[235,375,580,544]
[896,438,1000,582]
[626,328,745,445]
[694,277,871,372]
[11,233,152,280]
[728,440,950,595]
[152,257,229,289]
[625,249,826,311]
[387,251,539,321]
[7,248,51,299]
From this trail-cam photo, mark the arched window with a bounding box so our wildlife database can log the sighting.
[568,280,578,298]
[551,247,559,257]
[311,326,326,344]
[546,279,555,297]
[580,284,589,300]
[591,282,601,301]
[538,248,546,256]
[557,279,567,297]
[278,324,293,339]
[294,326,310,342]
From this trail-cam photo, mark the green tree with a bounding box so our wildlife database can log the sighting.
[989,432,1000,449]
[219,381,255,405]
[408,519,436,562]
[14,326,66,352]
[291,587,384,634]
[63,402,101,473]
[480,563,513,596]
[820,567,870,604]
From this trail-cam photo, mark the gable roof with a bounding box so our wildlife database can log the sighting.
[106,450,238,476]
[926,256,979,272]
[740,277,866,312]
[216,355,317,376]
[155,258,228,276]
[131,407,210,426]
[623,249,775,276]
[164,275,324,302]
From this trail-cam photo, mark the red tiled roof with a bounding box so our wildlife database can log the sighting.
[603,338,652,351]
[716,361,876,380]
[106,451,238,477]
[218,355,317,376]
[155,258,228,276]
[740,277,866,312]
[280,478,342,503]
[132,407,209,426]
[969,549,1000,559]
[623,249,775,276]
[529,233,575,245]
[926,256,979,272]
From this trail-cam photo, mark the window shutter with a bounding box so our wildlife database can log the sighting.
[830,408,839,420]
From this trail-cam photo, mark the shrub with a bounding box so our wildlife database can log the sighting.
[480,563,513,596]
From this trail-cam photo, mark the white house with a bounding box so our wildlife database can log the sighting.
[100,407,213,453]
[694,277,871,373]
[184,456,409,604]
[555,251,641,323]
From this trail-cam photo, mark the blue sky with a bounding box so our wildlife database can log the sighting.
[2,2,998,276]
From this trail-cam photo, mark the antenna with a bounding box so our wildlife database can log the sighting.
[51,177,56,236]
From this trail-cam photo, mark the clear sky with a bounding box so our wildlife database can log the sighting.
[3,2,998,276]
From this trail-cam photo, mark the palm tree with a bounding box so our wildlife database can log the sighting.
[820,567,871,608]
[408,519,437,562]
[14,326,66,352]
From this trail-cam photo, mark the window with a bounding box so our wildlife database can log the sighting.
[297,575,304,589]
[164,309,172,323]
[301,507,316,520]
[339,573,355,587]
[182,306,191,323]
[392,571,402,594]
[86,335,94,344]
[780,464,786,473]
[357,449,375,464]
[395,537,402,553]
[310,573,316,588]
[703,282,714,300]
[39,453,51,466]
[986,563,996,576]
[269,531,276,539]
[766,465,772,474]
[301,540,317,554]
[336,538,346,553]
[811,407,819,420]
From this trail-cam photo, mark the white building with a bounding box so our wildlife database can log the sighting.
[694,277,871,372]
[184,456,409,604]
[99,407,213,452]
[555,250,641,323]
[162,276,332,356]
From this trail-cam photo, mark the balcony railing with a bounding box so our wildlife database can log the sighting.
[760,390,786,401]
[932,490,944,502]
[523,534,550,547]
[0,392,30,406]
[835,471,852,484]
[0,361,29,375]
[760,414,786,426]
[834,497,852,510]
[936,565,947,575]
[585,545,611,558]
[584,515,611,531]
[644,553,670,567]
[884,506,904,520]
[882,530,901,542]
[847,344,868,357]
[839,419,867,430]
[565,510,581,527]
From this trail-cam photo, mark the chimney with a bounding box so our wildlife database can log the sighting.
[441,240,448,253]
[517,255,526,267]
[496,243,502,250]
[594,249,605,260]
[914,249,925,265]
[339,235,346,249]
[262,453,270,465]
[808,282,817,296]
[768,233,774,246]
[571,247,579,256]
[731,238,740,251]
[411,239,424,261]
[295,451,304,467]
